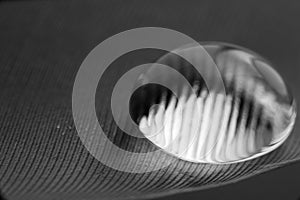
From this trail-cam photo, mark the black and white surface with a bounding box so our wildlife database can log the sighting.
[0,1,300,200]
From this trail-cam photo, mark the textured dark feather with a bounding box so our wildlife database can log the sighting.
[0,1,299,200]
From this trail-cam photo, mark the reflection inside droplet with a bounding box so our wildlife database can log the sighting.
[132,42,296,164]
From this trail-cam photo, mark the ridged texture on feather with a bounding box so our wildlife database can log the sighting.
[0,1,300,200]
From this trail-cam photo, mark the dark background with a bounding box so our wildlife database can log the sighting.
[156,162,300,200]
[0,0,299,200]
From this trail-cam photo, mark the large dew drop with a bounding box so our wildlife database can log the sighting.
[134,42,296,164]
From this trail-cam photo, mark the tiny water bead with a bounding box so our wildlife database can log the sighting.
[134,42,296,164]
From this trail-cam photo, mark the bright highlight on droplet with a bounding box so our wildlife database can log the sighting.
[135,42,296,164]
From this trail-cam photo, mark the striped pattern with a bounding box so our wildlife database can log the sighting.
[139,77,294,163]
[0,1,300,200]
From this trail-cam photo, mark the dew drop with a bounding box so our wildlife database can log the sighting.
[133,42,296,164]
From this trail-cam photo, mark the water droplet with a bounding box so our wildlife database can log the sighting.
[132,42,296,164]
